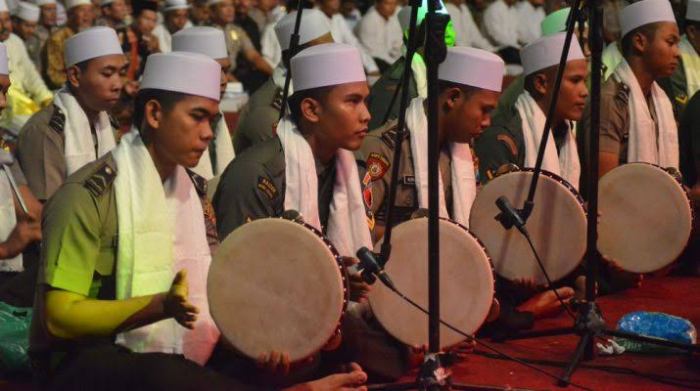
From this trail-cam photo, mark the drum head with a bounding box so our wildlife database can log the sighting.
[368,218,494,349]
[470,171,587,285]
[207,219,345,361]
[598,163,692,273]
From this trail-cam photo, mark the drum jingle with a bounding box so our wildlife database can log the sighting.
[207,218,348,362]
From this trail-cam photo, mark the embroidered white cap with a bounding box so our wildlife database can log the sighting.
[521,32,585,75]
[64,26,124,67]
[0,43,9,75]
[541,7,570,36]
[140,52,222,101]
[687,0,700,22]
[620,0,676,37]
[65,0,91,9]
[34,0,56,6]
[164,0,189,12]
[274,9,331,51]
[15,1,39,21]
[438,46,505,92]
[291,43,366,92]
[172,27,227,60]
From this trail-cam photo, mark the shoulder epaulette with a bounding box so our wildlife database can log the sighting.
[185,169,208,197]
[83,162,117,198]
[615,82,630,105]
[48,105,65,135]
[271,87,283,111]
[380,123,408,149]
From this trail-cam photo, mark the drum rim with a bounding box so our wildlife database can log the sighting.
[207,217,349,362]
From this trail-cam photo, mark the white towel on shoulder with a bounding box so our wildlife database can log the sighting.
[515,91,581,189]
[613,59,679,169]
[404,97,477,227]
[113,131,219,365]
[277,117,372,257]
[54,87,116,176]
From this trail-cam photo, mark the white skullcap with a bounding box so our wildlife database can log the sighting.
[207,0,224,6]
[34,0,56,6]
[541,7,570,36]
[687,0,700,22]
[438,46,504,92]
[15,1,39,21]
[0,43,9,75]
[172,27,227,60]
[64,27,123,67]
[620,0,676,37]
[521,32,585,75]
[274,9,331,51]
[291,43,366,92]
[164,0,189,12]
[65,0,91,9]
[0,0,8,12]
[141,52,221,101]
[100,0,113,6]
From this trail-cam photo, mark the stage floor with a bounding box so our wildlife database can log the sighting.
[389,276,700,391]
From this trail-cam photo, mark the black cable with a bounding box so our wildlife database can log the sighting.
[521,230,578,321]
[383,283,594,391]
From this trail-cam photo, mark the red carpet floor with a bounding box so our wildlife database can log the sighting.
[388,276,700,391]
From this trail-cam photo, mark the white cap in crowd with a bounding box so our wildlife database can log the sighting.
[15,1,40,22]
[163,0,189,12]
[439,46,505,92]
[291,43,366,92]
[140,52,222,101]
[172,27,228,60]
[64,26,124,67]
[34,0,56,6]
[620,0,676,37]
[274,9,331,52]
[687,0,700,22]
[0,43,9,75]
[521,32,585,76]
[65,0,91,9]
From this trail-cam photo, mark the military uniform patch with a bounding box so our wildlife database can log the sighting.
[84,163,117,198]
[676,94,688,106]
[271,88,284,111]
[363,184,373,210]
[48,105,66,135]
[257,176,278,200]
[367,152,390,181]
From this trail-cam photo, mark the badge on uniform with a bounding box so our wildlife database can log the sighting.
[257,176,278,200]
[367,152,390,181]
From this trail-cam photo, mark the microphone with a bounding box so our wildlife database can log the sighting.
[356,247,396,291]
[495,196,526,234]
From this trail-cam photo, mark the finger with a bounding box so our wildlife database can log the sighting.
[342,256,359,267]
[269,351,281,369]
[281,352,290,376]
[180,302,200,314]
[256,353,268,367]
[347,362,362,373]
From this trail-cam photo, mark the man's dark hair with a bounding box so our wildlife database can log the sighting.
[437,80,478,99]
[621,22,661,57]
[133,89,189,131]
[287,86,333,125]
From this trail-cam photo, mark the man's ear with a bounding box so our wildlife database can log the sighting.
[688,24,698,42]
[444,87,462,111]
[300,97,322,123]
[144,99,163,131]
[66,65,82,89]
[632,30,649,54]
[533,72,548,97]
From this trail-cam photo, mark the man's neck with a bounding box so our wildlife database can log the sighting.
[303,127,337,165]
[534,94,565,129]
[71,89,100,123]
[627,56,656,96]
[146,143,177,183]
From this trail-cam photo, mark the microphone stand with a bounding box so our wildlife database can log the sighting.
[493,1,700,387]
[367,1,509,389]
[278,2,306,120]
